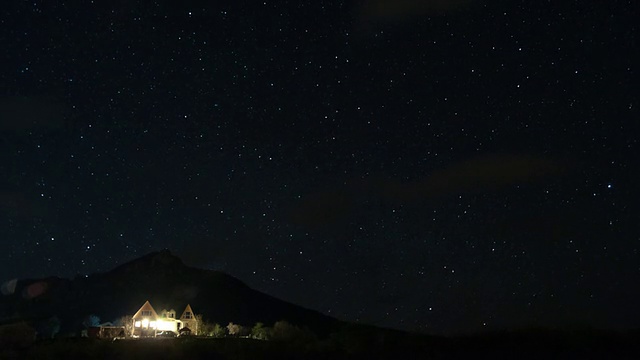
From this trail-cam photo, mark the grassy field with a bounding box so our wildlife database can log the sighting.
[3,330,640,359]
[4,337,335,360]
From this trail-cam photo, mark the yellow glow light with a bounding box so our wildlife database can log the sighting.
[160,319,178,331]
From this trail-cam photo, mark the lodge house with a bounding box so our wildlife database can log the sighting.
[131,300,198,337]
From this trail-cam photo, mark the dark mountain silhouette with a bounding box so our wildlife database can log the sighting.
[0,250,341,335]
[3,252,640,358]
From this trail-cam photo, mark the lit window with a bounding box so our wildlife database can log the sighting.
[150,321,156,328]
[142,319,149,328]
[135,321,141,328]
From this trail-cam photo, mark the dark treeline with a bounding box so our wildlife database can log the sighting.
[2,320,640,359]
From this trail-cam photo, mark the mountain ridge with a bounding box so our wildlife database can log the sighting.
[0,250,341,336]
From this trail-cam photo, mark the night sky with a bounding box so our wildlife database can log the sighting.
[1,0,638,334]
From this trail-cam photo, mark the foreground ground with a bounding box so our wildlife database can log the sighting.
[2,330,640,360]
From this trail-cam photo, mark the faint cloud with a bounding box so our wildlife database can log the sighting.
[290,154,564,228]
[381,154,564,201]
[482,210,608,244]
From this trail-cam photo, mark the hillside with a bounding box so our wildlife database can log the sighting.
[0,250,340,335]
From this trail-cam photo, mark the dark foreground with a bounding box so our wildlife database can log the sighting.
[2,330,640,360]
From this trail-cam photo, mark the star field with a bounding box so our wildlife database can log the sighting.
[1,0,638,334]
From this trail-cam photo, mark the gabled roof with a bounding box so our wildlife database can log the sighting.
[132,300,160,319]
[180,304,195,319]
[159,308,177,317]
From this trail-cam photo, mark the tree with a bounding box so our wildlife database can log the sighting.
[36,316,60,339]
[115,315,134,338]
[271,320,317,345]
[250,322,272,340]
[211,323,226,338]
[271,320,297,341]
[195,314,204,336]
[198,320,215,337]
[226,322,249,337]
[226,322,241,337]
[82,314,101,328]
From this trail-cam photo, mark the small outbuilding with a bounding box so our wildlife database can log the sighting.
[178,327,192,337]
